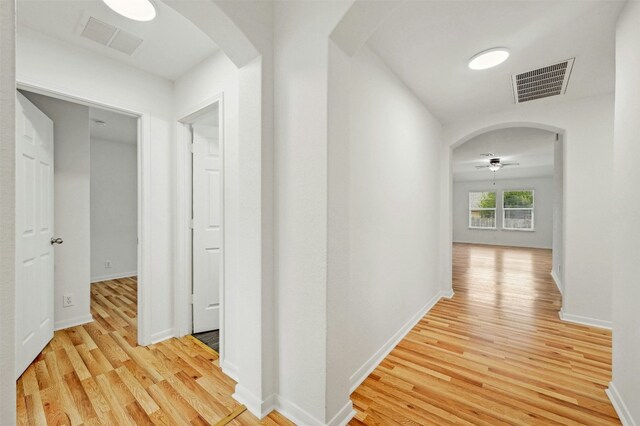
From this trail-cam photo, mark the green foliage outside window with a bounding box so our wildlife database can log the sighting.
[477,192,496,209]
[503,190,534,208]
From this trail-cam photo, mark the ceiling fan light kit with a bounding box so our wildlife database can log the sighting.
[475,157,520,184]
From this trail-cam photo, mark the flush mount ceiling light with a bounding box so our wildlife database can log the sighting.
[93,120,107,127]
[102,0,156,22]
[468,48,510,70]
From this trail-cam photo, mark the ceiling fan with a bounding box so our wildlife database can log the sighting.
[475,157,519,172]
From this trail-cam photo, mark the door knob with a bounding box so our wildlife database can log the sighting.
[51,237,63,245]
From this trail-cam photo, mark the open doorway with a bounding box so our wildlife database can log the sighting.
[450,126,564,308]
[88,107,139,348]
[179,101,225,354]
[15,88,142,378]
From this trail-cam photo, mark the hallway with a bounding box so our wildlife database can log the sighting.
[351,243,619,424]
[15,278,292,426]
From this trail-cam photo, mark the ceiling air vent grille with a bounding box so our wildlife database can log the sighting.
[512,58,574,103]
[77,13,144,56]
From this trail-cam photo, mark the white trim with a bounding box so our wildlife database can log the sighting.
[468,190,497,229]
[271,396,355,426]
[174,94,226,361]
[173,121,193,338]
[606,382,637,426]
[54,315,94,331]
[220,359,239,382]
[441,289,455,299]
[16,79,152,347]
[151,328,175,344]
[349,290,452,393]
[326,401,356,426]
[550,270,563,295]
[91,272,137,283]
[559,309,612,330]
[273,396,320,426]
[502,189,535,231]
[233,385,276,420]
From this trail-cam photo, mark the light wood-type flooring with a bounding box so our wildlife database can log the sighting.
[16,277,292,426]
[350,243,619,425]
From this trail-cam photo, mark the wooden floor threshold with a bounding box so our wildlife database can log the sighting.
[215,405,247,426]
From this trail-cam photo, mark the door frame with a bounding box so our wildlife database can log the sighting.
[174,94,228,370]
[16,80,152,346]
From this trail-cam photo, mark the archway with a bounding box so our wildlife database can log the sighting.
[444,122,566,307]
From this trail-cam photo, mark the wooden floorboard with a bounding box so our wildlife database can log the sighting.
[16,277,293,426]
[350,243,620,425]
[17,244,620,425]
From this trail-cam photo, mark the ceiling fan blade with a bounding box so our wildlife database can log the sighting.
[501,162,520,167]
[475,165,490,169]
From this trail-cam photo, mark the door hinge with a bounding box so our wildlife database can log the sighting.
[189,143,194,153]
[189,219,194,229]
[190,294,195,304]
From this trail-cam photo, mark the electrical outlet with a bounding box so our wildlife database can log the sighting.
[63,294,74,308]
[105,260,112,269]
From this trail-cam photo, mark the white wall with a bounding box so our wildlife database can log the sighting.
[17,26,175,342]
[273,1,353,423]
[0,1,16,422]
[453,177,554,249]
[610,1,640,423]
[347,46,443,387]
[443,93,614,327]
[173,51,241,373]
[552,137,564,292]
[21,91,92,330]
[90,138,137,282]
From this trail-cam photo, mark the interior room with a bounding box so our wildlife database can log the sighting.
[2,0,640,425]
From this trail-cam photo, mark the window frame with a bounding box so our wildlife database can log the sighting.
[468,191,498,230]
[502,189,535,231]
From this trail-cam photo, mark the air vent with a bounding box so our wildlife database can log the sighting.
[80,17,117,45]
[77,13,144,56]
[512,58,574,103]
[109,31,144,55]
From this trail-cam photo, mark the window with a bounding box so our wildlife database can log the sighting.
[503,190,534,230]
[469,191,496,229]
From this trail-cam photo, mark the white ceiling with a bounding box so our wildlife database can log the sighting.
[367,0,625,124]
[17,0,219,81]
[90,107,137,144]
[453,127,555,182]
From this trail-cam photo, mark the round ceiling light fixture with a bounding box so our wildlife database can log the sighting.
[468,48,510,70]
[102,0,157,22]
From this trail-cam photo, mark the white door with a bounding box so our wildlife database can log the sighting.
[192,121,222,333]
[15,93,55,378]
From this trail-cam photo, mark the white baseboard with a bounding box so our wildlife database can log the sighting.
[220,359,239,382]
[441,289,455,299]
[233,385,276,420]
[54,314,94,331]
[91,271,137,283]
[274,395,354,426]
[606,382,637,426]
[349,289,451,393]
[326,400,356,426]
[151,328,174,344]
[559,309,612,330]
[550,270,563,295]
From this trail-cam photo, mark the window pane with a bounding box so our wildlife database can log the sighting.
[470,210,496,228]
[504,209,533,229]
[469,191,496,209]
[503,190,533,208]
